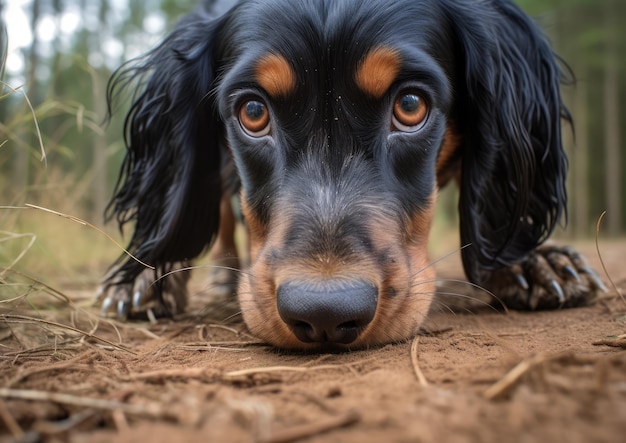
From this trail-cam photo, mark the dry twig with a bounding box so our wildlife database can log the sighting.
[0,388,166,419]
[33,410,96,435]
[24,203,154,270]
[265,409,361,443]
[410,335,429,387]
[0,314,135,355]
[123,366,220,382]
[596,211,625,305]
[484,353,551,400]
[224,364,349,380]
[0,399,24,440]
[0,81,46,163]
[6,360,97,388]
[592,337,626,348]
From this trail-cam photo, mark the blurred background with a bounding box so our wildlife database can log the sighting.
[0,0,624,289]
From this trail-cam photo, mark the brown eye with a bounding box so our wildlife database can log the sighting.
[392,93,428,132]
[239,99,270,137]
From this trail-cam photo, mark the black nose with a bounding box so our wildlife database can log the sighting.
[276,279,378,344]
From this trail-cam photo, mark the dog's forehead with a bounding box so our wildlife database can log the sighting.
[250,46,402,101]
[224,0,447,96]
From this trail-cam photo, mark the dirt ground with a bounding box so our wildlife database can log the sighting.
[1,241,625,443]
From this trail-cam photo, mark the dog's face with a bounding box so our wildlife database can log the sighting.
[107,0,569,350]
[214,0,456,349]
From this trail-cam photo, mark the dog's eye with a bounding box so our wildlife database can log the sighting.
[239,100,271,137]
[392,93,428,132]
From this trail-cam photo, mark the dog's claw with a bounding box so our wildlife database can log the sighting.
[133,290,146,309]
[101,297,114,315]
[549,280,565,304]
[583,268,608,293]
[97,262,191,321]
[484,244,600,310]
[562,265,580,282]
[515,273,529,290]
[117,300,130,320]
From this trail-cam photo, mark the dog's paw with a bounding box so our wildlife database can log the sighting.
[483,244,606,310]
[97,264,190,320]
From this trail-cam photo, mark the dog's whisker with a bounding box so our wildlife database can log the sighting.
[148,264,249,287]
[433,291,500,313]
[427,244,471,267]
[428,299,483,317]
[434,279,506,310]
[408,275,505,308]
[198,264,249,275]
[405,246,466,280]
[427,299,457,315]
[221,310,245,323]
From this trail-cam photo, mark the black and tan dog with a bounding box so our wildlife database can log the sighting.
[99,0,604,349]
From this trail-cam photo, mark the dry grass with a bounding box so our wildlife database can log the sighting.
[1,203,121,289]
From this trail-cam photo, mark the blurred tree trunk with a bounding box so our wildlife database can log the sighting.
[603,0,622,236]
[92,75,109,222]
[47,0,64,142]
[92,0,110,222]
[572,67,589,238]
[13,0,41,194]
[0,1,6,80]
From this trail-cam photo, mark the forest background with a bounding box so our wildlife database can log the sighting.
[0,0,624,288]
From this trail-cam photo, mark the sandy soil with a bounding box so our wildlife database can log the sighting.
[1,242,625,443]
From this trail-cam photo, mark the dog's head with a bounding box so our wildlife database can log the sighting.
[109,0,569,349]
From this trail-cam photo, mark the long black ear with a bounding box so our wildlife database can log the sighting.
[443,0,572,282]
[106,5,229,284]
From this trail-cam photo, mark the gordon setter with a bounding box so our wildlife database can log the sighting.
[98,0,605,349]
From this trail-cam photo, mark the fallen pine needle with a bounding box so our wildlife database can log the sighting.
[595,211,624,305]
[111,409,131,433]
[265,409,361,443]
[0,388,165,419]
[0,399,23,440]
[123,367,220,382]
[24,203,154,270]
[6,361,95,389]
[224,364,348,379]
[0,81,46,163]
[0,314,136,355]
[33,410,96,435]
[592,338,626,348]
[411,335,429,387]
[0,267,73,304]
[176,344,255,352]
[0,231,36,279]
[484,353,550,400]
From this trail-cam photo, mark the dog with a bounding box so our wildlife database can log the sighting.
[98,0,605,350]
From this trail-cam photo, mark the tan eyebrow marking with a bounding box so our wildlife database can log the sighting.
[355,47,402,98]
[255,54,297,98]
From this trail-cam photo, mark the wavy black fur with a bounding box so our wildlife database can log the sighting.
[441,1,572,282]
[105,2,234,285]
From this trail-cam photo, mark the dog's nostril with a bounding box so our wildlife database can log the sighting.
[338,320,358,330]
[293,321,313,335]
[277,279,378,345]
